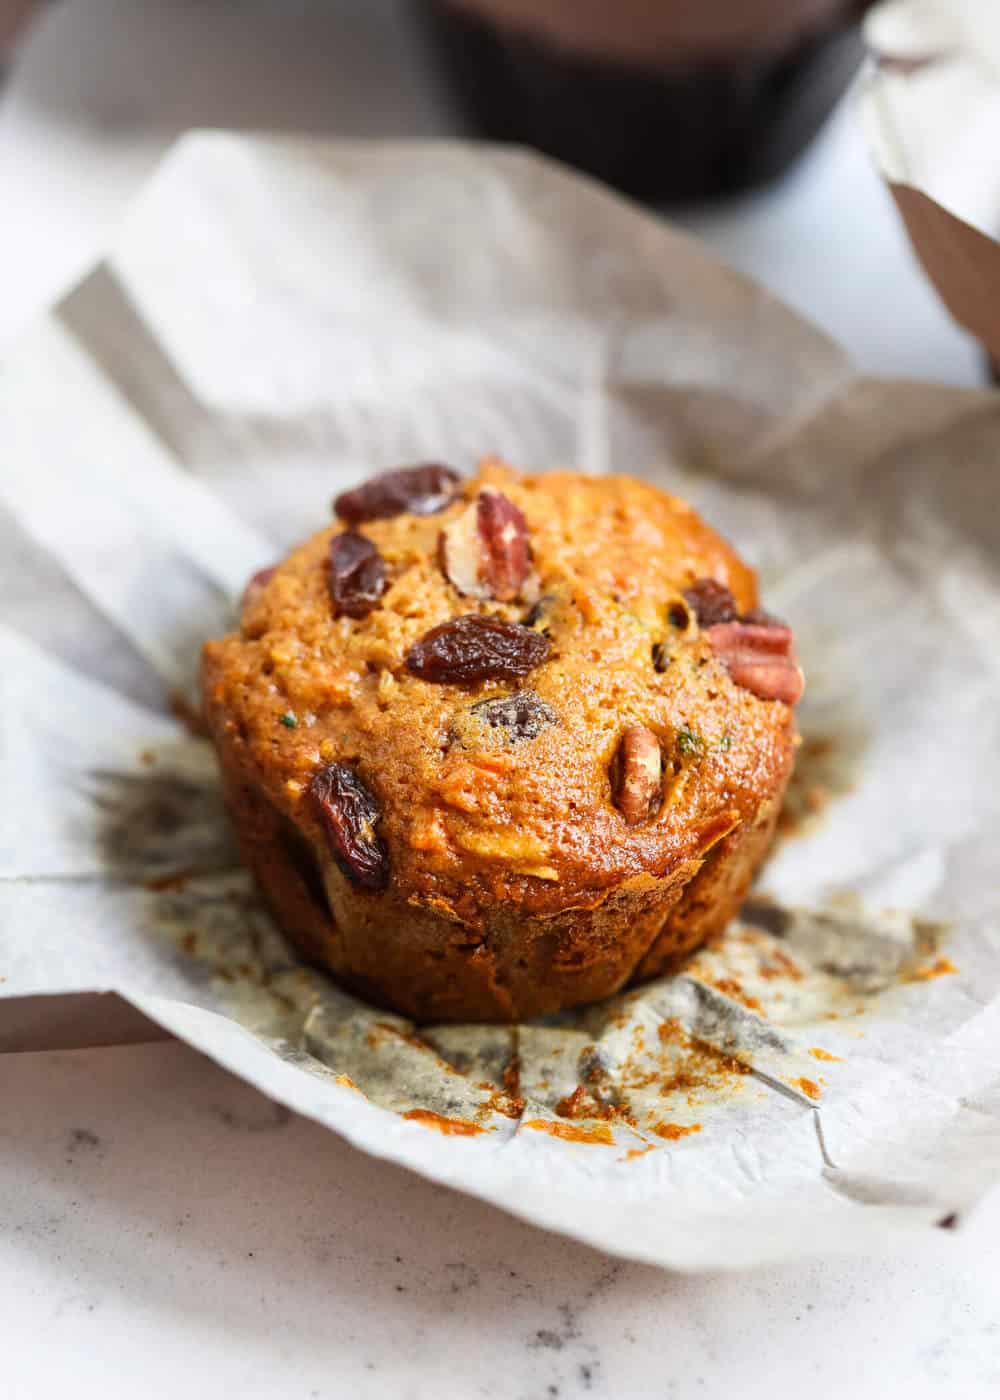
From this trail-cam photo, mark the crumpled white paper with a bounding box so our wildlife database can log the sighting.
[867,0,1000,71]
[862,0,1000,363]
[3,136,1000,1271]
[864,0,1000,229]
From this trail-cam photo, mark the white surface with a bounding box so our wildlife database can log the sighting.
[4,1040,1000,1400]
[0,1,996,1395]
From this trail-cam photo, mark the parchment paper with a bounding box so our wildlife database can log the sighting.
[3,135,1000,1271]
[864,0,1000,360]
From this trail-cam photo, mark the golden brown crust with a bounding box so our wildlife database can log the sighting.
[201,460,796,1022]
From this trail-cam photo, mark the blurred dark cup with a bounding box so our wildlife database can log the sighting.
[419,0,870,203]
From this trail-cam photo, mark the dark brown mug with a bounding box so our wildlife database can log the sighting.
[419,0,871,202]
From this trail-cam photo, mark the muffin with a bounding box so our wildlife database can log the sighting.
[201,459,803,1023]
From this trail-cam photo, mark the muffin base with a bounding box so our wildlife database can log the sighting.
[217,760,788,1023]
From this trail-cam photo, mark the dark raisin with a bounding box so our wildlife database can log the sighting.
[652,642,671,672]
[467,690,558,742]
[683,578,737,627]
[329,532,387,618]
[309,763,389,892]
[406,614,550,685]
[334,464,461,524]
[523,593,557,632]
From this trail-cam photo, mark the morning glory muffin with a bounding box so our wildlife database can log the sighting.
[201,459,803,1022]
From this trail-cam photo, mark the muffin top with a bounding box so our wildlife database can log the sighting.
[201,459,800,928]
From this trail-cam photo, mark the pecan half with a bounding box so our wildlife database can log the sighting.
[309,763,389,891]
[328,532,387,618]
[704,621,805,705]
[440,489,531,602]
[611,726,663,825]
[334,463,461,524]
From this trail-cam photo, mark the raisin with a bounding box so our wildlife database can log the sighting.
[406,614,550,685]
[309,763,389,891]
[652,642,671,672]
[683,578,737,627]
[467,690,558,742]
[328,532,387,618]
[334,464,461,524]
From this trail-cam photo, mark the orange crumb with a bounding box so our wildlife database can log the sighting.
[795,1077,821,1101]
[481,1090,525,1120]
[707,976,762,1012]
[621,1143,658,1162]
[759,947,804,981]
[523,1119,614,1146]
[403,1110,485,1136]
[911,957,958,981]
[809,1047,842,1063]
[555,1086,588,1119]
[652,1122,702,1142]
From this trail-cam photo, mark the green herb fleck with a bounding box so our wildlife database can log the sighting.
[676,727,702,756]
[279,711,298,729]
[719,732,732,752]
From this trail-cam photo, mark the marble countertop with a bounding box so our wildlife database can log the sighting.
[1,3,997,1396]
[5,1039,1000,1400]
